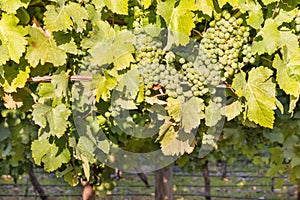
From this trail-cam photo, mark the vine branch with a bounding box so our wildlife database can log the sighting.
[27,75,93,83]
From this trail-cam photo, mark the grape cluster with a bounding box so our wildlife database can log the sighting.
[201,11,255,78]
[132,6,148,34]
[180,48,221,97]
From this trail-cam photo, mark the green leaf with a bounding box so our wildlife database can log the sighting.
[32,138,71,172]
[245,2,264,29]
[205,100,222,127]
[0,0,29,14]
[166,98,181,122]
[181,97,204,132]
[32,103,71,138]
[0,123,10,142]
[52,70,69,97]
[289,95,299,114]
[252,19,280,55]
[273,54,300,97]
[32,103,52,128]
[37,83,56,101]
[218,0,243,8]
[279,31,299,59]
[43,145,70,172]
[44,5,72,32]
[263,127,284,143]
[26,27,67,67]
[77,136,95,161]
[116,68,140,99]
[196,0,214,17]
[103,0,128,15]
[93,71,117,102]
[89,30,134,70]
[232,67,276,128]
[65,2,89,33]
[160,125,195,156]
[0,14,28,64]
[31,139,52,165]
[44,2,88,33]
[140,0,151,9]
[80,155,90,181]
[275,8,298,26]
[47,104,71,138]
[157,0,197,45]
[290,165,300,179]
[2,66,30,93]
[223,100,243,121]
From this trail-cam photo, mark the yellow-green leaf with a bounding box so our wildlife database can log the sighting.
[232,67,276,128]
[157,0,197,45]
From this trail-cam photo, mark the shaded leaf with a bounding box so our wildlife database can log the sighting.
[181,97,204,132]
[223,100,243,121]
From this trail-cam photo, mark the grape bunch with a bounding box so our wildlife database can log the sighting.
[137,50,185,98]
[180,48,221,97]
[201,11,255,78]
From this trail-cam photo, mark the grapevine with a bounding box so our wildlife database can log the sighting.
[0,1,299,199]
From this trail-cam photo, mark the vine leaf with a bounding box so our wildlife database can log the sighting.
[3,93,23,109]
[0,0,29,14]
[32,103,71,138]
[205,100,222,127]
[252,19,280,55]
[116,68,140,99]
[2,66,30,93]
[232,66,276,128]
[77,136,96,162]
[90,0,128,14]
[31,139,71,172]
[218,0,240,8]
[166,98,181,122]
[181,97,204,132]
[275,8,298,26]
[244,2,264,29]
[32,103,52,128]
[0,14,28,65]
[141,0,151,9]
[89,30,134,70]
[157,0,197,45]
[52,70,70,97]
[159,125,195,156]
[47,104,71,138]
[26,27,67,67]
[93,71,117,102]
[273,54,300,97]
[44,2,88,32]
[223,101,243,121]
[196,0,214,17]
[103,0,128,15]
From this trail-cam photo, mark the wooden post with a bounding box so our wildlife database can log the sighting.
[28,165,48,200]
[220,160,227,180]
[155,166,173,200]
[202,160,211,200]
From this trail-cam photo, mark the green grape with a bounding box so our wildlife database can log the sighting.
[198,11,255,79]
